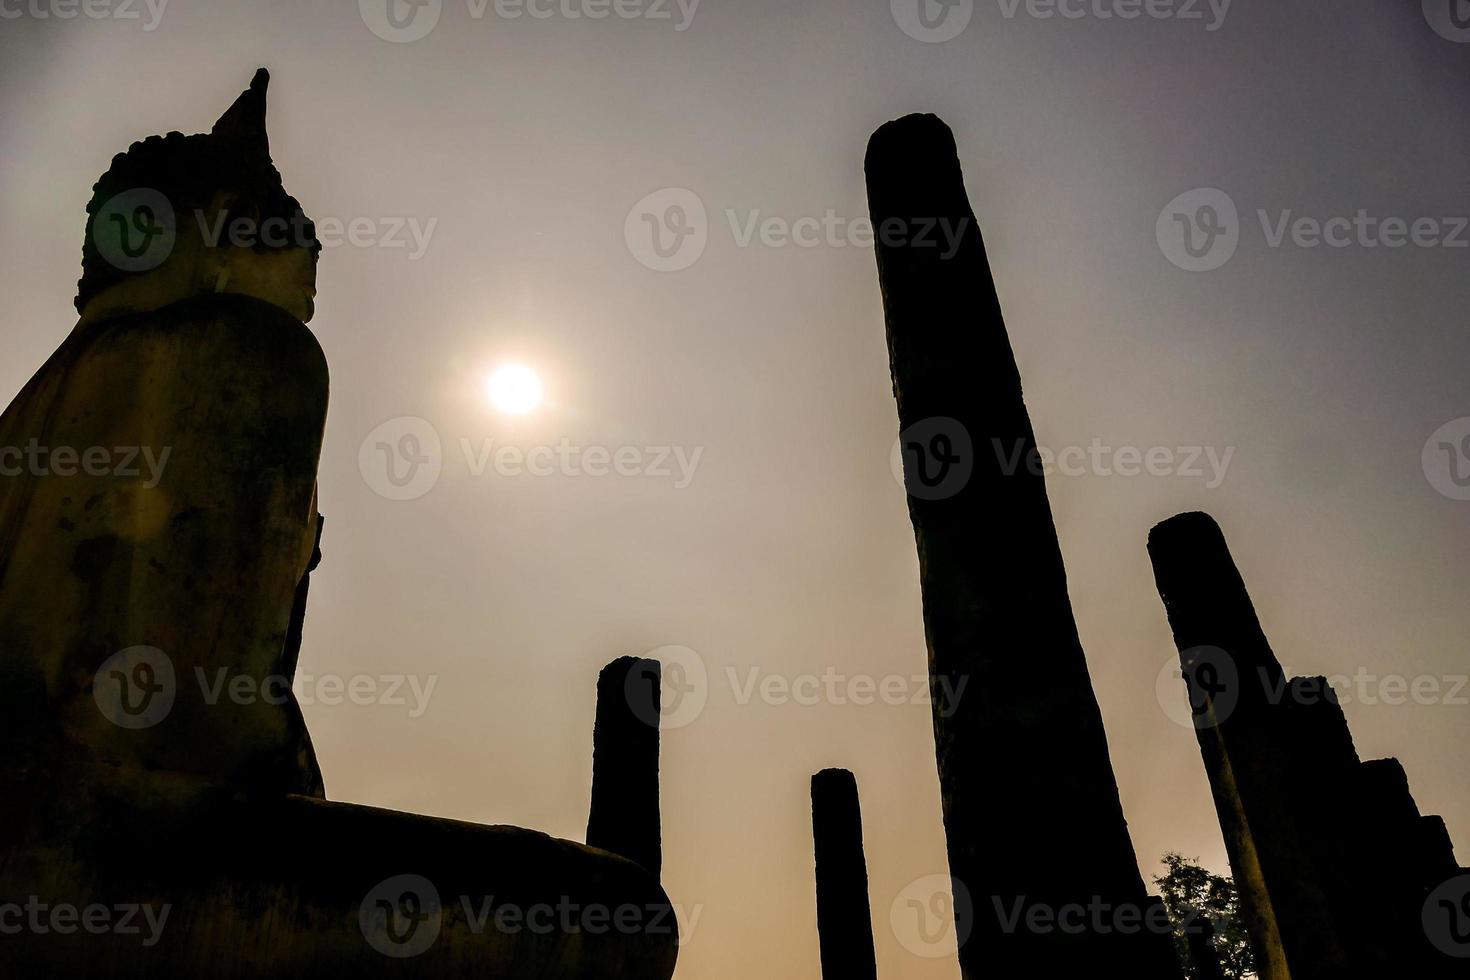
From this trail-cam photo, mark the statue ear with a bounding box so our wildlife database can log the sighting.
[200,190,264,251]
[212,68,270,157]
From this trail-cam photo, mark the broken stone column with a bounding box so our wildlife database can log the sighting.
[1416,816,1461,891]
[810,768,877,980]
[587,656,662,880]
[865,113,1179,979]
[1148,512,1349,979]
[1148,511,1466,979]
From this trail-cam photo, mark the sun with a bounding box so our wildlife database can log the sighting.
[484,363,544,415]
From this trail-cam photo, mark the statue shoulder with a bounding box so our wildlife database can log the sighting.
[78,293,328,393]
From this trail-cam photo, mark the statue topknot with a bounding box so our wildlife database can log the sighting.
[76,68,315,315]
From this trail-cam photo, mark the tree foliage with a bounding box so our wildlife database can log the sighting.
[1153,852,1256,979]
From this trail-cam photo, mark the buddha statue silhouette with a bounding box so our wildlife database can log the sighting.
[0,71,676,979]
[0,68,325,801]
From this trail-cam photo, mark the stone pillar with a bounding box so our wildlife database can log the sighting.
[811,769,877,980]
[587,656,662,880]
[865,112,1179,978]
[1416,816,1461,890]
[1147,512,1353,979]
[1150,512,1470,978]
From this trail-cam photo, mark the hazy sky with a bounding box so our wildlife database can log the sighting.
[3,2,1468,976]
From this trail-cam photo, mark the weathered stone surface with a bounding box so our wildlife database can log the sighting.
[865,112,1180,978]
[0,293,328,800]
[587,656,662,880]
[0,783,678,978]
[810,768,877,980]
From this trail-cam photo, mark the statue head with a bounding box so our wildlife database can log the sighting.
[76,69,321,325]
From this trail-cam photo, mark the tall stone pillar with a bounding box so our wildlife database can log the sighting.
[811,768,878,980]
[1148,512,1368,978]
[587,656,662,880]
[1151,512,1470,978]
[865,113,1179,978]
